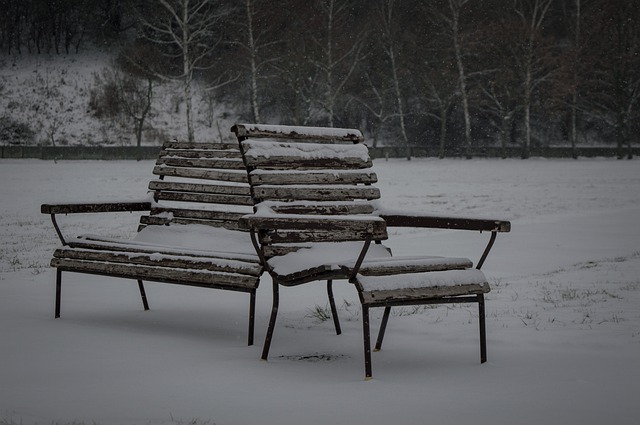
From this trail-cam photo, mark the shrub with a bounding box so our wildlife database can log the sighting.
[0,116,36,145]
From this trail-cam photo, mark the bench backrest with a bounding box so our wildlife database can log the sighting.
[231,123,387,257]
[140,140,253,231]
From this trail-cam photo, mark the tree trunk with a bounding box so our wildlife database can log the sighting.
[570,0,580,160]
[438,106,448,159]
[450,0,472,159]
[182,2,195,144]
[246,0,261,123]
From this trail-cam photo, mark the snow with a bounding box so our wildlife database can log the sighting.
[1,157,640,425]
[268,242,393,277]
[236,123,363,140]
[242,140,371,161]
[357,269,487,291]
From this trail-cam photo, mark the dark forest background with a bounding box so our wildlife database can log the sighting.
[1,0,638,158]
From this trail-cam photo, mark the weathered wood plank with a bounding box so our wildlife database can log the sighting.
[149,180,251,196]
[243,215,386,232]
[155,191,254,206]
[253,186,380,202]
[139,216,243,230]
[54,248,262,276]
[152,165,248,183]
[162,141,238,150]
[156,157,245,170]
[359,283,490,306]
[344,258,473,276]
[380,214,511,233]
[52,258,259,289]
[41,202,151,215]
[149,207,246,222]
[159,149,242,159]
[261,229,388,244]
[67,238,260,263]
[250,170,377,185]
[270,203,375,215]
[243,155,372,170]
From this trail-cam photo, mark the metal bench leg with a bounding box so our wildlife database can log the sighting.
[55,269,62,318]
[261,281,280,361]
[362,305,373,380]
[137,280,150,311]
[374,306,391,351]
[478,294,487,363]
[327,280,342,335]
[248,290,256,346]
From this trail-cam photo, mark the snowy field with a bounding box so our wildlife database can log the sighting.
[1,157,639,425]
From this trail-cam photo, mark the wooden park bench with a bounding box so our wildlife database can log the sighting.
[231,123,511,378]
[41,140,263,345]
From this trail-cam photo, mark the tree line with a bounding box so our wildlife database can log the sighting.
[2,0,639,159]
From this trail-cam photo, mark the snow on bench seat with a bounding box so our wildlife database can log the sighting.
[355,269,489,305]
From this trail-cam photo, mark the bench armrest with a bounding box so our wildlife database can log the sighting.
[41,200,152,246]
[379,214,511,233]
[41,201,152,215]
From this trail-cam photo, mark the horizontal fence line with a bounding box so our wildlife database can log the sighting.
[0,146,162,160]
[370,146,639,159]
[0,145,637,160]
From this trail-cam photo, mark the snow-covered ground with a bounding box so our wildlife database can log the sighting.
[1,157,639,425]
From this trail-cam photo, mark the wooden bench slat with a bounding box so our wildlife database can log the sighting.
[41,201,151,215]
[250,170,378,185]
[149,180,251,196]
[162,141,238,150]
[156,157,246,170]
[261,229,388,244]
[54,248,262,276]
[232,123,363,143]
[344,257,473,276]
[139,216,243,230]
[159,149,241,159]
[150,207,246,222]
[270,203,375,215]
[52,258,259,289]
[359,283,490,306]
[244,156,372,170]
[67,238,260,263]
[242,140,372,170]
[153,166,248,183]
[155,191,254,206]
[253,186,380,201]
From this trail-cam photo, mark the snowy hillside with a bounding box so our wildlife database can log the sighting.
[0,52,236,147]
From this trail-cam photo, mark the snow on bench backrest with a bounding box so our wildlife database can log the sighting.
[233,123,386,256]
[232,123,363,144]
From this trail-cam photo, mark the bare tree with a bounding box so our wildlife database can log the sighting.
[422,71,459,159]
[350,71,396,148]
[136,0,234,143]
[581,0,640,159]
[313,0,366,127]
[118,74,154,158]
[233,0,282,123]
[426,0,474,158]
[513,0,554,158]
[568,0,583,159]
[379,0,411,159]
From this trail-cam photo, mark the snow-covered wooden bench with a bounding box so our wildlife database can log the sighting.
[41,140,263,345]
[231,123,511,378]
